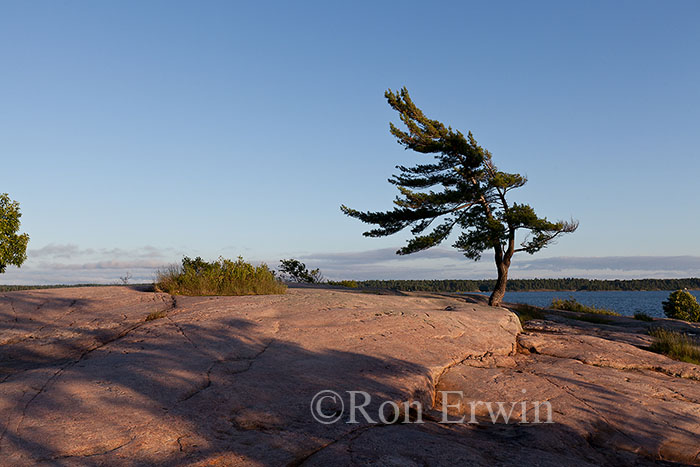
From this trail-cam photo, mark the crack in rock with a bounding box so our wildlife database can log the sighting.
[167,317,198,349]
[1,299,176,444]
[177,361,217,403]
[228,341,273,376]
[41,435,137,461]
[533,370,640,447]
[431,351,498,409]
[287,424,380,467]
[533,347,699,382]
[1,365,67,446]
[6,296,18,325]
[174,339,275,405]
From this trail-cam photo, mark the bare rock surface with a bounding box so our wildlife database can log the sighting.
[1,286,698,466]
[439,309,700,466]
[1,286,519,465]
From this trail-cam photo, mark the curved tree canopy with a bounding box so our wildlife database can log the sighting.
[341,87,577,306]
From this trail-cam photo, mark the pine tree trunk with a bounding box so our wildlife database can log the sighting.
[489,262,508,307]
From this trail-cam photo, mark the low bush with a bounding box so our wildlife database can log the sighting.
[550,297,620,316]
[649,328,700,365]
[662,289,700,322]
[327,280,359,288]
[156,256,286,296]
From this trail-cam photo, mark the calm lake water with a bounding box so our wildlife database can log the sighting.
[473,290,700,318]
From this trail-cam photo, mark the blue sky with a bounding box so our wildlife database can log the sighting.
[1,0,699,283]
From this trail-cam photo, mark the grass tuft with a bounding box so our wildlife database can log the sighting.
[145,310,168,321]
[648,328,700,365]
[512,303,545,325]
[550,297,620,316]
[634,311,654,322]
[155,256,286,296]
[568,314,613,325]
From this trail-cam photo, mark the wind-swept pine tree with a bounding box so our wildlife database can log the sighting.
[341,88,578,306]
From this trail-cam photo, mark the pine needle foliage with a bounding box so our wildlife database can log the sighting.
[341,88,577,306]
[279,259,324,283]
[662,289,700,322]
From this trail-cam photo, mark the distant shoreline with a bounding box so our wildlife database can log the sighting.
[467,288,700,293]
[352,278,700,293]
[2,280,700,294]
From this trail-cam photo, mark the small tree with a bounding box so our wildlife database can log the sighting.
[341,88,577,306]
[0,193,29,273]
[279,259,324,283]
[119,272,132,285]
[662,289,700,322]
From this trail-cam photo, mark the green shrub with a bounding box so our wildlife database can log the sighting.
[649,328,700,365]
[550,297,620,316]
[633,311,654,322]
[156,256,286,296]
[0,193,29,273]
[662,289,700,322]
[327,280,359,288]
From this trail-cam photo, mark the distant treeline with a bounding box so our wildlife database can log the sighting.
[0,284,81,292]
[354,278,700,292]
[0,284,146,293]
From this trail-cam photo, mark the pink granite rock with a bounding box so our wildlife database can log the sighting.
[1,286,698,465]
